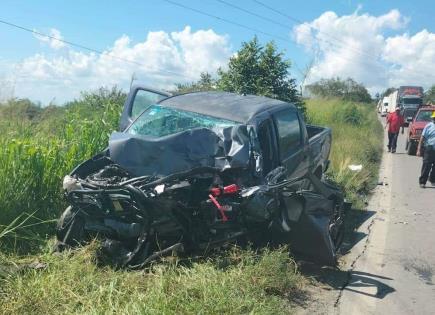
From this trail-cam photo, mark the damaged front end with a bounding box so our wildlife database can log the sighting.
[57,159,346,268]
[55,105,347,267]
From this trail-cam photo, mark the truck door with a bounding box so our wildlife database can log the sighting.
[119,86,171,131]
[272,108,309,182]
[257,118,279,176]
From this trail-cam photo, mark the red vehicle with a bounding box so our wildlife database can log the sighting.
[406,105,435,155]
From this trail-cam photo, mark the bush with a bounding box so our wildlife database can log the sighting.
[333,103,364,125]
[306,77,372,103]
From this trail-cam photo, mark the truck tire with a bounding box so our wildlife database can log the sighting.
[56,206,85,246]
[407,141,417,156]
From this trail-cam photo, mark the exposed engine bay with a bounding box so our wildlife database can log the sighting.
[57,156,346,268]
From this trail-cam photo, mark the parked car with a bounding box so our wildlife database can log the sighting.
[56,87,347,267]
[406,105,435,155]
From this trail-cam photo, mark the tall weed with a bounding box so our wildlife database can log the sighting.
[0,95,121,250]
[306,98,383,207]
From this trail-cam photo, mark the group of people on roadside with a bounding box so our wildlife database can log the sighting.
[384,106,435,188]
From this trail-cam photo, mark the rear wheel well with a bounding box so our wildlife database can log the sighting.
[314,166,323,179]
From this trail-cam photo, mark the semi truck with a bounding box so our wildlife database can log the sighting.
[387,91,398,114]
[383,86,424,125]
[379,96,389,116]
[398,86,424,123]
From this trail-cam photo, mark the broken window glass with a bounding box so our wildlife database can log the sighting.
[127,105,237,137]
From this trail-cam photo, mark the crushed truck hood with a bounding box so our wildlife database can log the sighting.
[108,125,251,177]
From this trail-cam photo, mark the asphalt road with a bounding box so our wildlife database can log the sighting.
[337,124,435,314]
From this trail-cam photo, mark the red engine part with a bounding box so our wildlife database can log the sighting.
[210,184,239,197]
[208,194,228,222]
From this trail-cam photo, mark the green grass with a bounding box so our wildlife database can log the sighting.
[0,244,302,315]
[0,97,121,250]
[0,94,382,314]
[306,98,383,208]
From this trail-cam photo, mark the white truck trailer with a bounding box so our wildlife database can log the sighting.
[387,90,398,114]
[380,96,389,116]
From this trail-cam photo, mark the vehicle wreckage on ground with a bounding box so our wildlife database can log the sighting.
[56,87,347,267]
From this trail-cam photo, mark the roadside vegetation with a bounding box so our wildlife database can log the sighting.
[0,87,306,314]
[306,98,383,208]
[0,244,302,314]
[0,94,382,314]
[0,37,382,314]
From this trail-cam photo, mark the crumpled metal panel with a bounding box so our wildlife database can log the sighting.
[108,125,251,177]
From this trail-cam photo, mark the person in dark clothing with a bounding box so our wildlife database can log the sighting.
[417,111,435,188]
[385,107,405,153]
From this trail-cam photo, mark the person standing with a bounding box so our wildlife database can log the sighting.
[417,111,435,188]
[385,106,405,153]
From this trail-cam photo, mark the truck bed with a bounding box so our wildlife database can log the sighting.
[307,125,332,176]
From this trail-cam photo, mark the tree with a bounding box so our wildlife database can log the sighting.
[0,98,42,121]
[381,87,396,98]
[424,85,435,104]
[217,37,304,113]
[306,77,372,103]
[174,72,216,94]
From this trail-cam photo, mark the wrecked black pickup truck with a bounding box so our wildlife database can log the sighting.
[56,86,347,267]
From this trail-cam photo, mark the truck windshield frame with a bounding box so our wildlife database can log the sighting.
[415,111,434,122]
[126,105,237,137]
[402,98,422,106]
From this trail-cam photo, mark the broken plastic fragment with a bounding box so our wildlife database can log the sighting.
[62,175,83,192]
[348,164,363,171]
[155,184,165,194]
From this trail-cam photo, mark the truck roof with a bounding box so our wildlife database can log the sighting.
[418,105,435,111]
[159,91,296,123]
[398,86,423,97]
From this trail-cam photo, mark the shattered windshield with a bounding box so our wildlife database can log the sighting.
[416,111,434,122]
[127,105,237,137]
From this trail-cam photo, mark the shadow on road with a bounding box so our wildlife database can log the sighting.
[298,263,395,300]
[344,270,395,299]
[340,209,376,255]
[296,207,396,303]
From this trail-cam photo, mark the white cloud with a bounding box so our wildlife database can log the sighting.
[383,30,435,88]
[293,9,435,94]
[33,28,66,50]
[12,26,231,103]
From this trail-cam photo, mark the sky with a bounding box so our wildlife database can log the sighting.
[0,0,434,104]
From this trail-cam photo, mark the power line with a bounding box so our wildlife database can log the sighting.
[0,19,195,80]
[216,0,291,30]
[162,0,291,43]
[251,0,380,61]
[162,0,309,74]
[163,0,384,73]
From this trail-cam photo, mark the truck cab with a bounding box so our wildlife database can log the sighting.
[117,86,332,186]
[398,86,424,124]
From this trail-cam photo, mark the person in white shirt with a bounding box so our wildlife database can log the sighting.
[417,111,435,188]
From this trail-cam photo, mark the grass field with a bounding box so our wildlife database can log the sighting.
[0,94,382,314]
[306,98,383,208]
